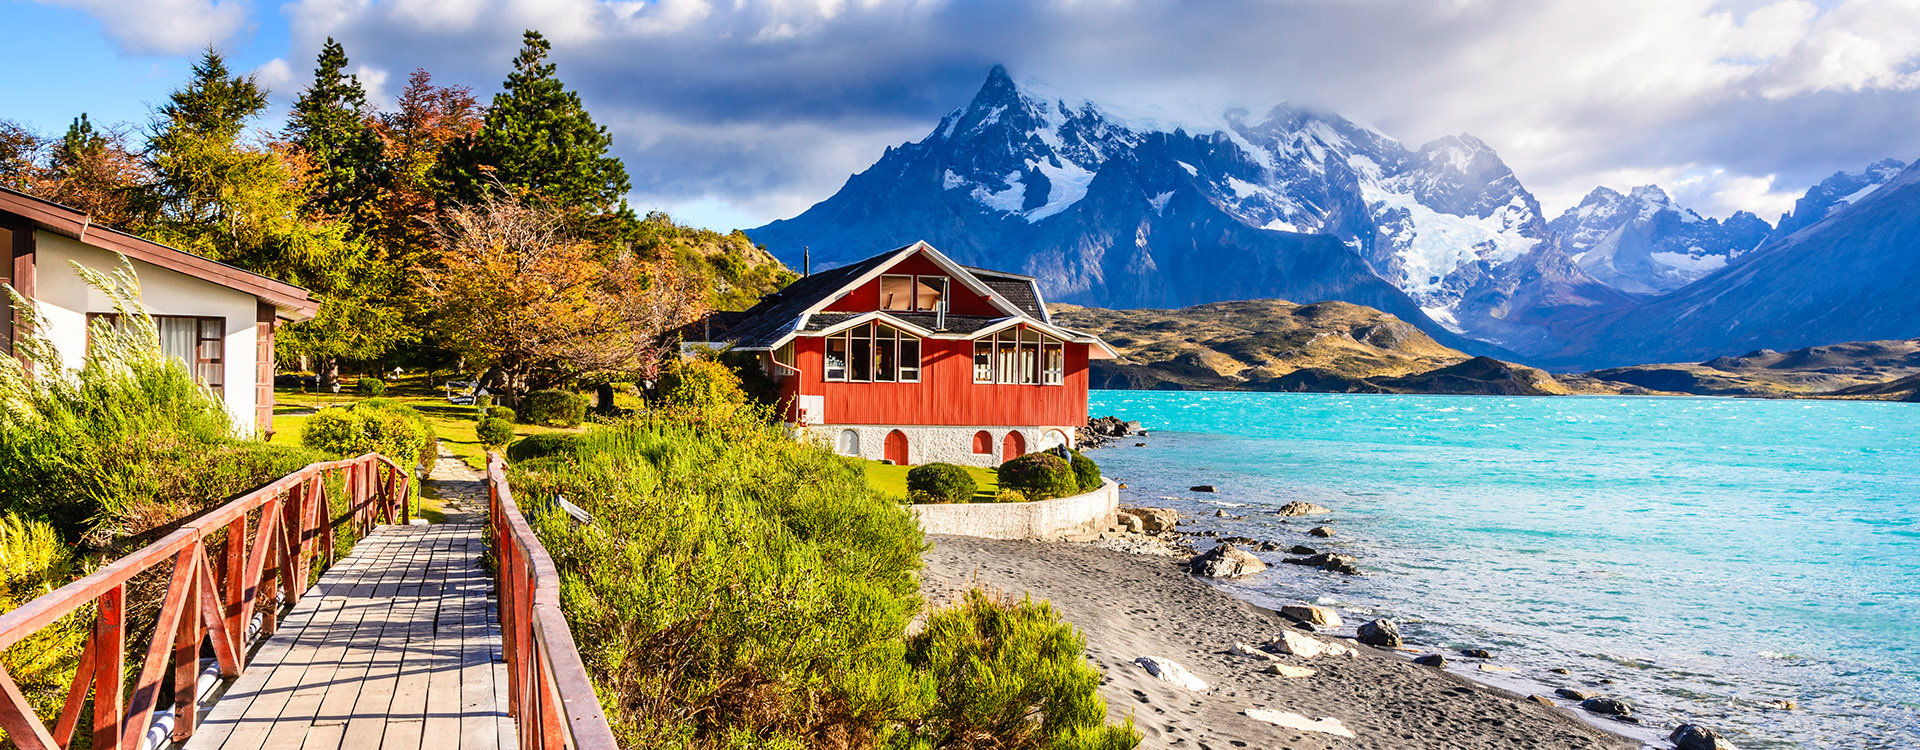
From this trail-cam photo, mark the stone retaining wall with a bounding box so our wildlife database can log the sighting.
[910,479,1118,540]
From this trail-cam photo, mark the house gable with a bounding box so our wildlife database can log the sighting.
[819,250,1003,317]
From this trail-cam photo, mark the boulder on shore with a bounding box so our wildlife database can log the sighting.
[1579,697,1631,716]
[1264,630,1354,658]
[1554,688,1596,701]
[1133,656,1209,691]
[1458,648,1493,659]
[1412,654,1447,668]
[1276,501,1332,516]
[1190,485,1219,493]
[1279,604,1343,628]
[1356,618,1402,648]
[1118,507,1180,533]
[1308,526,1334,537]
[1288,544,1317,555]
[1283,552,1362,575]
[1671,724,1738,750]
[1188,543,1268,579]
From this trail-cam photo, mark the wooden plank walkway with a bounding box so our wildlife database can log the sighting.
[187,519,513,750]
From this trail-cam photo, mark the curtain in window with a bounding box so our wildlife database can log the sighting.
[157,317,197,366]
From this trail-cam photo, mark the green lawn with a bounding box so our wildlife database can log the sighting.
[862,460,1001,503]
[270,373,589,472]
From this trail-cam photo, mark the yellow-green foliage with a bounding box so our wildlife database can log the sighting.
[0,261,327,542]
[0,513,87,723]
[659,357,747,412]
[300,398,439,469]
[635,212,796,311]
[901,590,1138,750]
[511,404,1136,749]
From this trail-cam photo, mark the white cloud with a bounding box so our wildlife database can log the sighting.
[37,0,251,56]
[272,0,1920,228]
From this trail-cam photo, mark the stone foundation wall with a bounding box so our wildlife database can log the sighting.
[804,423,1077,467]
[910,480,1118,541]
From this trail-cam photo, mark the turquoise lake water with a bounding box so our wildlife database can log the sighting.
[1085,391,1919,749]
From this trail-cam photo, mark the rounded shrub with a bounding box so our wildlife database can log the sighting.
[299,409,363,455]
[1069,450,1102,491]
[522,389,587,427]
[906,463,977,504]
[300,401,437,468]
[996,453,1079,501]
[506,433,585,463]
[476,417,516,447]
[994,489,1028,504]
[355,377,386,396]
[475,393,493,411]
[486,405,516,422]
[660,358,747,411]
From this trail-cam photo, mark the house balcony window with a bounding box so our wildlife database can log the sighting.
[974,327,1064,385]
[824,321,922,383]
[881,273,950,312]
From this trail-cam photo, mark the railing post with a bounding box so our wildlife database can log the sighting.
[172,547,201,741]
[222,515,246,673]
[94,585,124,750]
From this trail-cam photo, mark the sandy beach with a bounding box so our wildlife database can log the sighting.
[920,534,1642,750]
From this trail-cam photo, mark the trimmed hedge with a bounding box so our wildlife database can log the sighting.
[907,463,977,503]
[355,377,386,396]
[1069,450,1102,492]
[521,389,586,427]
[476,417,516,447]
[486,405,516,422]
[997,453,1079,501]
[506,433,584,463]
[301,399,438,469]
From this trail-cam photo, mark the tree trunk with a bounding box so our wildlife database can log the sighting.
[320,357,340,393]
[595,383,615,413]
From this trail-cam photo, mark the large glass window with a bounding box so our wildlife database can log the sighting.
[823,322,921,383]
[88,313,225,395]
[880,275,914,311]
[974,328,1066,386]
[825,336,848,380]
[916,276,947,312]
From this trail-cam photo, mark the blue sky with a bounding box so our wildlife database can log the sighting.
[4,0,1920,232]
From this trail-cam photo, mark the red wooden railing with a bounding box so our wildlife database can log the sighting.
[484,452,617,750]
[0,453,410,750]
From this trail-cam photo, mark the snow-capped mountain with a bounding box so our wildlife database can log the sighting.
[750,66,1603,352]
[1769,158,1909,240]
[1546,185,1771,296]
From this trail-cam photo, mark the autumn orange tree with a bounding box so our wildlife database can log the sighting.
[420,192,706,403]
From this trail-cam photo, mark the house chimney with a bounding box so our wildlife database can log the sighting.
[803,246,810,277]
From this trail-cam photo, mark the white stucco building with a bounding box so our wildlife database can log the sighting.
[2,187,318,435]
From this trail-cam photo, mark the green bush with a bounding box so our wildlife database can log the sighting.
[355,377,386,396]
[996,489,1029,504]
[476,393,493,411]
[1,264,327,542]
[658,357,747,411]
[902,589,1139,749]
[907,463,977,503]
[521,389,587,427]
[476,417,516,447]
[486,405,516,422]
[506,433,584,463]
[300,399,438,469]
[997,453,1080,501]
[1070,450,1102,491]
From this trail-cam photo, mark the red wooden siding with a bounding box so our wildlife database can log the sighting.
[783,332,1090,427]
[819,252,1002,316]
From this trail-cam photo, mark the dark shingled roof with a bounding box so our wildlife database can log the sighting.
[716,250,905,349]
[709,244,1074,350]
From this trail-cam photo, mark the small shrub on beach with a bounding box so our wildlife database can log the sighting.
[522,389,587,427]
[902,589,1139,749]
[476,417,516,447]
[995,489,1029,504]
[1069,450,1102,492]
[355,377,386,396]
[486,405,517,422]
[506,433,583,463]
[998,453,1079,501]
[907,463,977,503]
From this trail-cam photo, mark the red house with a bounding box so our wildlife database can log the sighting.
[705,242,1114,466]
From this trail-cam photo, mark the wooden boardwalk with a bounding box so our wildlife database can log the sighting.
[187,520,513,750]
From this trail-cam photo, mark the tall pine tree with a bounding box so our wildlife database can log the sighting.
[285,38,385,227]
[437,30,633,228]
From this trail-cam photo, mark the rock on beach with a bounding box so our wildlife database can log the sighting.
[1356,618,1402,648]
[1671,724,1738,750]
[1264,630,1355,658]
[1134,656,1209,691]
[1188,543,1268,579]
[1276,501,1332,516]
[1279,604,1343,628]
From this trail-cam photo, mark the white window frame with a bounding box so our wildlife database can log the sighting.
[974,327,1065,386]
[821,321,922,383]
